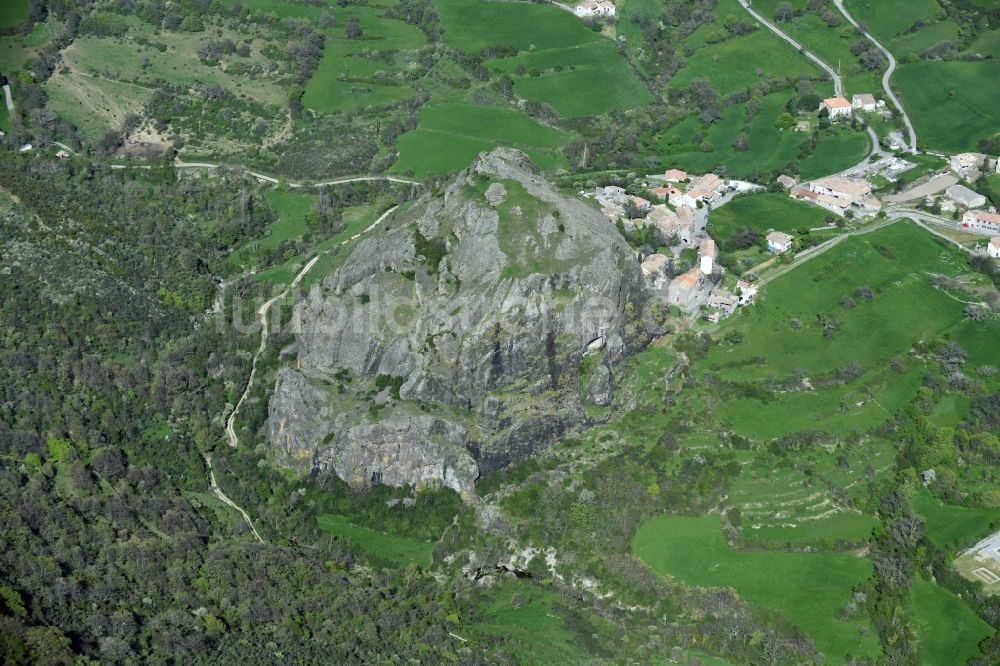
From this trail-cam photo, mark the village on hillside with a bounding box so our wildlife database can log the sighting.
[581,91,1000,325]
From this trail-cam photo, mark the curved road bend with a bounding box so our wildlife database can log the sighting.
[832,0,918,153]
[225,205,401,449]
[738,0,843,97]
[204,453,265,543]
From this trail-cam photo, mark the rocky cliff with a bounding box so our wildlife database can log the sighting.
[267,149,647,495]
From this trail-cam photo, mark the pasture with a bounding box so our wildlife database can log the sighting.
[659,94,870,181]
[705,222,995,439]
[465,582,590,663]
[489,42,653,118]
[435,0,650,118]
[44,72,153,140]
[843,0,943,44]
[253,203,381,285]
[912,490,999,552]
[708,193,837,248]
[632,514,881,662]
[231,189,317,268]
[670,29,822,92]
[0,1,27,31]
[434,0,602,52]
[894,61,1000,153]
[392,102,570,176]
[317,514,434,568]
[302,6,427,114]
[0,20,48,72]
[61,21,286,107]
[909,576,993,665]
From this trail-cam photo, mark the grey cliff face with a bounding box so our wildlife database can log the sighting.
[266,148,647,496]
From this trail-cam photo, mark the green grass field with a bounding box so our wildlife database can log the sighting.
[709,193,837,247]
[894,60,1000,153]
[392,102,570,176]
[317,514,435,568]
[435,0,650,118]
[435,0,603,52]
[660,94,870,181]
[302,5,427,114]
[44,73,153,140]
[706,222,997,439]
[671,28,822,92]
[912,490,999,552]
[231,189,318,267]
[465,582,590,662]
[62,17,285,106]
[909,576,993,666]
[253,203,381,284]
[843,0,943,43]
[489,42,653,118]
[0,0,28,31]
[633,514,880,662]
[0,20,47,72]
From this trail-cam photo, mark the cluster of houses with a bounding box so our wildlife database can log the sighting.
[818,94,886,121]
[573,0,615,17]
[790,175,881,214]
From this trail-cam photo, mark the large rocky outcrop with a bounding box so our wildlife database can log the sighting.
[267,149,647,496]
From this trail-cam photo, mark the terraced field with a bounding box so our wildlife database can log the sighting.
[732,442,890,547]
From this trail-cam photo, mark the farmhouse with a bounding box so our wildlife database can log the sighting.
[819,97,852,120]
[649,186,673,201]
[989,237,1000,259]
[767,231,794,253]
[963,209,1000,234]
[775,174,795,189]
[574,0,615,17]
[946,184,986,209]
[950,152,988,181]
[851,93,882,113]
[663,168,688,182]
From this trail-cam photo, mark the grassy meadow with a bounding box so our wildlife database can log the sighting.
[660,94,869,182]
[708,193,837,246]
[705,221,999,439]
[633,514,880,662]
[44,73,153,140]
[894,60,1000,153]
[909,576,993,666]
[0,0,28,31]
[912,490,999,552]
[392,102,570,176]
[317,514,435,568]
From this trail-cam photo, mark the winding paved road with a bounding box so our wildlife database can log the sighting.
[738,0,843,97]
[205,453,265,543]
[225,205,401,449]
[832,0,918,153]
